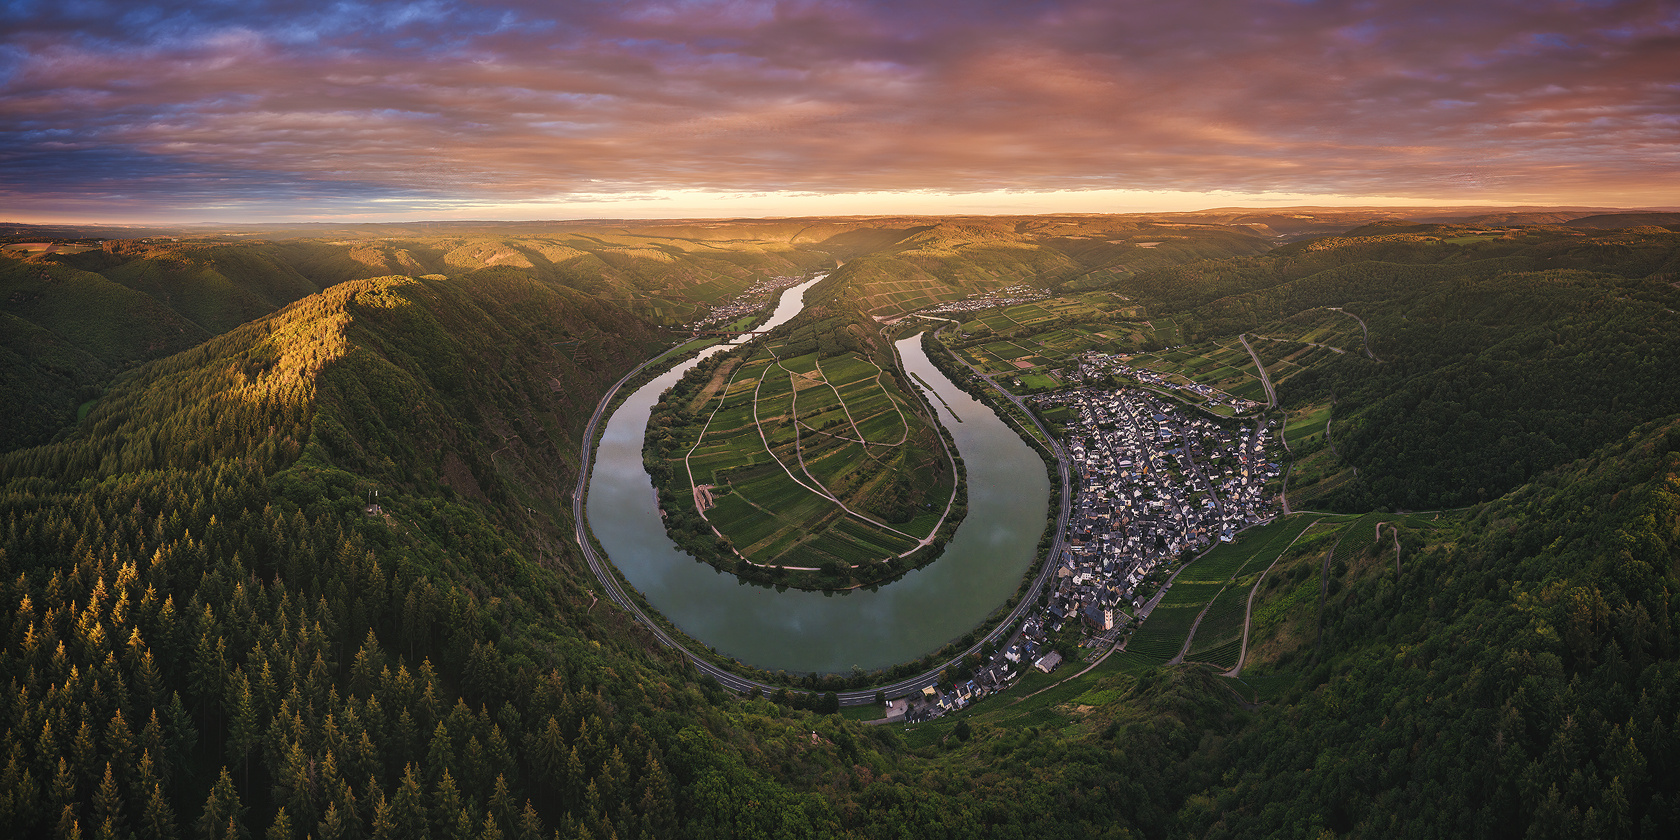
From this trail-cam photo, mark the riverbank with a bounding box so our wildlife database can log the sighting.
[581,324,1052,686]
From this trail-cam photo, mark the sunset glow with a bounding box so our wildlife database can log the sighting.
[3,0,1676,222]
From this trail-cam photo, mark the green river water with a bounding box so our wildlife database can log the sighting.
[585,283,1050,673]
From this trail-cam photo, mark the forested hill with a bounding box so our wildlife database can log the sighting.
[0,271,765,840]
[1174,415,1680,837]
[0,233,825,454]
[3,215,1679,839]
[1109,225,1680,510]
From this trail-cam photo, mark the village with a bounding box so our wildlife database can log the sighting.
[896,360,1283,721]
[914,283,1050,317]
[692,274,813,329]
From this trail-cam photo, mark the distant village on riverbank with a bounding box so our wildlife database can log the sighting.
[894,351,1281,721]
[687,278,1284,721]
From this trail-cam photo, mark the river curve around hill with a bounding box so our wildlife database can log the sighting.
[585,281,1050,673]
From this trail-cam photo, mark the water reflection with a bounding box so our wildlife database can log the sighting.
[585,285,1049,673]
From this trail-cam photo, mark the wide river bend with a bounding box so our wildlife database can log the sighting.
[585,280,1050,673]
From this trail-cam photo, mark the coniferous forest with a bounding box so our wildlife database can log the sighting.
[2,215,1678,839]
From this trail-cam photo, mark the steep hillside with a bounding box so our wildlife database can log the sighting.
[1186,415,1680,837]
[61,243,325,335]
[0,272,904,840]
[0,229,835,454]
[817,216,1269,318]
[0,255,211,450]
[1110,227,1680,510]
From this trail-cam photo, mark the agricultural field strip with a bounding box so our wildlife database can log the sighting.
[1188,579,1255,656]
[683,357,752,516]
[783,355,877,502]
[805,354,910,452]
[1248,333,1347,355]
[1130,517,1323,664]
[749,344,924,545]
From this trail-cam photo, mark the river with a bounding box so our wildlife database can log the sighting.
[585,279,1050,673]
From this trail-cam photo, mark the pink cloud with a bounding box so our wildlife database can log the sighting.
[1,0,1676,219]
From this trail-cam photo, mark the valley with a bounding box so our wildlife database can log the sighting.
[2,209,1679,839]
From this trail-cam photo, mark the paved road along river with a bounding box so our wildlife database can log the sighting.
[584,283,1051,674]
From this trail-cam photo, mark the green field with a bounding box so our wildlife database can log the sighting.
[1123,515,1330,664]
[941,293,1180,393]
[1284,403,1333,449]
[1184,583,1253,667]
[652,328,958,585]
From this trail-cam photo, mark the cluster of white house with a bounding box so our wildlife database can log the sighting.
[1036,387,1280,639]
[899,384,1282,723]
[918,283,1050,318]
[693,274,812,329]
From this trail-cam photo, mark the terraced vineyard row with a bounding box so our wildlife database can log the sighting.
[1185,581,1253,668]
[1127,581,1225,661]
[1123,515,1339,665]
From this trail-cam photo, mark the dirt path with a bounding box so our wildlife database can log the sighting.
[1326,307,1381,362]
[1168,588,1226,665]
[750,351,921,544]
[809,356,873,450]
[1239,334,1277,409]
[1222,518,1325,678]
[1377,521,1402,573]
[684,359,749,518]
[794,355,911,453]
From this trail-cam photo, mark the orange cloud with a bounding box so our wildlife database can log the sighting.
[2,0,1675,220]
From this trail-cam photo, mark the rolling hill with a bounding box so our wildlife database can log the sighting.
[1,211,1677,838]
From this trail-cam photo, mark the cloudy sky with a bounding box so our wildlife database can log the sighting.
[2,0,1676,222]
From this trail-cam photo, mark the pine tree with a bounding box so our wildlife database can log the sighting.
[476,811,502,840]
[71,720,98,789]
[487,775,515,834]
[265,807,292,840]
[391,763,429,840]
[55,804,81,840]
[142,711,170,779]
[313,802,346,840]
[563,747,585,812]
[138,782,178,840]
[368,793,395,840]
[197,767,248,840]
[531,717,565,786]
[597,747,628,805]
[637,756,676,840]
[166,692,195,761]
[516,801,544,840]
[432,769,464,840]
[448,807,476,840]
[49,757,77,817]
[226,678,258,788]
[91,763,124,838]
[104,710,135,787]
[277,741,316,826]
[426,723,454,784]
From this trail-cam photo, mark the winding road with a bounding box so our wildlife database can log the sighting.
[1238,334,1277,409]
[1326,307,1381,362]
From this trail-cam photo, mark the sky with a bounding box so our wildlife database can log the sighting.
[2,0,1676,223]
